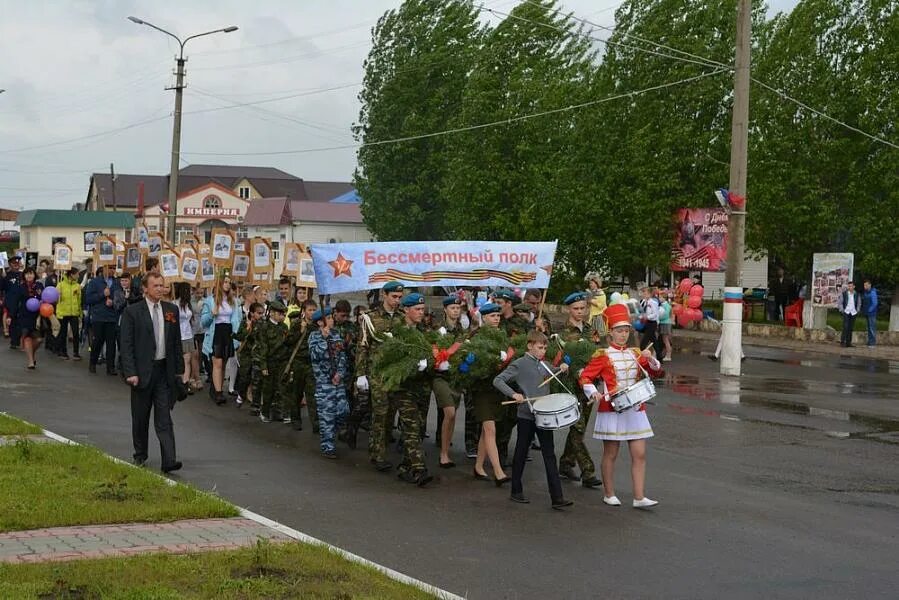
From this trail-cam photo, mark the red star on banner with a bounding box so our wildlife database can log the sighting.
[328,252,354,278]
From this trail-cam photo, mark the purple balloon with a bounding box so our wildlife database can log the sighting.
[41,286,60,304]
[26,297,41,313]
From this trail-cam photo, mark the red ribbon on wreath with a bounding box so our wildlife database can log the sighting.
[432,341,462,369]
[501,346,516,368]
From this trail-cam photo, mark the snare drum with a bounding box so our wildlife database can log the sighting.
[609,377,656,413]
[529,393,580,430]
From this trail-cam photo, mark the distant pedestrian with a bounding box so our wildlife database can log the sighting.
[119,273,184,473]
[17,267,45,370]
[56,267,82,360]
[769,267,795,321]
[639,286,660,353]
[308,307,350,458]
[1,254,25,349]
[862,279,878,347]
[85,266,121,375]
[838,282,860,348]
[200,276,242,405]
[658,289,673,362]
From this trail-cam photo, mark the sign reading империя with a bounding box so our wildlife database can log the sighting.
[310,241,558,294]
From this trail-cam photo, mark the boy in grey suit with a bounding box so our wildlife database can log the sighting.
[494,330,572,509]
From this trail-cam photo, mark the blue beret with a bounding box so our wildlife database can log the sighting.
[401,293,425,307]
[442,296,462,307]
[479,302,501,315]
[494,289,517,302]
[312,306,332,322]
[564,291,589,305]
[382,281,404,293]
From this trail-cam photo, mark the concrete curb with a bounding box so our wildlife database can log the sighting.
[25,421,465,600]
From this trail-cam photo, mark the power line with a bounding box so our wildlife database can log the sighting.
[190,39,372,71]
[190,19,376,57]
[513,0,898,151]
[182,82,361,115]
[188,88,351,142]
[183,68,727,157]
[0,108,171,154]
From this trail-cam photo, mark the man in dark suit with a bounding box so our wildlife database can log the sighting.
[119,272,184,473]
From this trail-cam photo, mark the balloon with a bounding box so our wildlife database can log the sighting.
[41,286,60,304]
[39,302,55,318]
[609,292,622,305]
[686,295,702,309]
[633,319,645,332]
[621,293,630,301]
[672,303,685,315]
[676,312,693,328]
[678,278,693,293]
[26,298,40,313]
[689,284,704,297]
[689,308,704,321]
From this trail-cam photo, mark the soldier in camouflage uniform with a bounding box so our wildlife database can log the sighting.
[557,291,602,488]
[433,295,477,465]
[234,302,266,414]
[284,299,317,431]
[355,281,405,471]
[308,306,350,458]
[332,299,359,444]
[495,290,533,465]
[253,300,290,423]
[392,293,433,486]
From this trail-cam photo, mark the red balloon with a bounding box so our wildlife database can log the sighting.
[689,308,704,321]
[39,302,55,318]
[678,278,693,293]
[676,312,693,328]
[689,284,704,297]
[686,295,702,309]
[672,302,685,315]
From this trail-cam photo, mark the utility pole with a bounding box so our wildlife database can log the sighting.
[109,163,117,211]
[127,16,238,245]
[720,0,751,377]
[166,58,186,245]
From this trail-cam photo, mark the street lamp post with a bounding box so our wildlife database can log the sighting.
[127,17,238,245]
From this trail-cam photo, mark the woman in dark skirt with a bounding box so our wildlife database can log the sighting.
[470,303,510,485]
[200,276,242,404]
[17,267,45,370]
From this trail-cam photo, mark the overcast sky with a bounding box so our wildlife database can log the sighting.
[0,0,798,212]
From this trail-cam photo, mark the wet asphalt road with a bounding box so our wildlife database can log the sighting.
[1,340,898,600]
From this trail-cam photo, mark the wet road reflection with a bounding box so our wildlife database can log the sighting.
[655,343,899,445]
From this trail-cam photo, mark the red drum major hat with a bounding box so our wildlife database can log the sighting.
[603,303,632,330]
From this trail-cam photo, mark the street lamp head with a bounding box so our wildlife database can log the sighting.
[223,26,238,33]
[127,16,144,25]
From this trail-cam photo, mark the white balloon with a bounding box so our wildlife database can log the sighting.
[610,292,622,305]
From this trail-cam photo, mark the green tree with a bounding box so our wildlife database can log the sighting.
[440,0,599,282]
[593,0,769,278]
[353,0,483,240]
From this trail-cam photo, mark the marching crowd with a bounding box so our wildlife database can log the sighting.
[1,253,669,510]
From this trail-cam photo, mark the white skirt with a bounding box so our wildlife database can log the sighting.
[593,409,653,441]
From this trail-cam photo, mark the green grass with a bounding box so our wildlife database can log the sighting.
[0,440,237,532]
[0,413,43,435]
[0,540,436,599]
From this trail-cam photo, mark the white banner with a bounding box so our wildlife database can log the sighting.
[311,240,558,294]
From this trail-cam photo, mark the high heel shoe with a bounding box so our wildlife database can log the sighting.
[472,468,490,481]
[494,476,511,487]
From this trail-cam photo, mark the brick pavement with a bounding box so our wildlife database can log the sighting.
[0,517,291,564]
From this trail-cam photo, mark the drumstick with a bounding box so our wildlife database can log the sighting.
[501,399,527,405]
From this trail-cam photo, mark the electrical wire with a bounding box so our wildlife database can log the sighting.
[183,68,727,157]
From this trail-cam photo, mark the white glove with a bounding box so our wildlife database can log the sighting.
[417,359,428,372]
[438,326,448,336]
[383,332,393,338]
[437,361,450,372]
[356,375,369,391]
[500,351,508,362]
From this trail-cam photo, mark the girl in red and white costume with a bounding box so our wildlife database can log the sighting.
[579,303,662,508]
